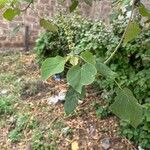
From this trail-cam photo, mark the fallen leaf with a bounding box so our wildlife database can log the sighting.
[71,141,79,150]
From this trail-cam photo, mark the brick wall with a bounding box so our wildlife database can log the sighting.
[0,0,112,50]
[0,0,149,50]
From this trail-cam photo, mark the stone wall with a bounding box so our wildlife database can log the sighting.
[0,0,149,50]
[0,0,112,50]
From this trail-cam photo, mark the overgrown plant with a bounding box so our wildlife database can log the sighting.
[1,0,150,131]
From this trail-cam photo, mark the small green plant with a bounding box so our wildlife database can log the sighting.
[92,102,110,119]
[27,118,39,129]
[31,130,57,150]
[0,96,13,115]
[8,129,22,143]
[8,114,29,143]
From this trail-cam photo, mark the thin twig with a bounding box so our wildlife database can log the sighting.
[20,1,33,12]
[104,0,136,64]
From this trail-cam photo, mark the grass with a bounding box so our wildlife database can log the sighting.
[0,51,69,149]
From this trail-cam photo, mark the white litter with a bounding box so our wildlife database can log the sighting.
[138,146,144,150]
[1,89,8,95]
[48,91,66,105]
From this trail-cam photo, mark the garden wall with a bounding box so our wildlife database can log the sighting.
[0,0,149,51]
[0,0,112,50]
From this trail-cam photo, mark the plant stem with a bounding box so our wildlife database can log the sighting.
[104,0,136,64]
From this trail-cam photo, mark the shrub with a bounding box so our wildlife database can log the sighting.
[34,13,93,65]
[93,16,150,149]
[34,28,69,65]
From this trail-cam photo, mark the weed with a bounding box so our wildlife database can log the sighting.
[8,114,29,143]
[92,102,110,119]
[27,118,39,129]
[52,119,65,130]
[8,129,22,143]
[0,96,13,115]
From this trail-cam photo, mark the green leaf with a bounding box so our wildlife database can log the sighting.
[40,19,58,32]
[110,88,143,128]
[41,56,65,80]
[67,63,97,93]
[64,86,80,115]
[123,21,141,44]
[139,3,150,17]
[96,62,117,79]
[69,56,79,66]
[0,0,8,9]
[69,0,78,12]
[3,8,20,21]
[81,51,96,65]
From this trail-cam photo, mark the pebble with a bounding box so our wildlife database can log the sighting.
[101,138,111,150]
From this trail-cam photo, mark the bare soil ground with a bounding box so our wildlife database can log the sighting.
[0,51,136,150]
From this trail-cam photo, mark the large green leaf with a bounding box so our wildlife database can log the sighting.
[110,88,143,128]
[81,51,96,65]
[64,86,80,115]
[40,19,58,32]
[96,62,117,79]
[123,21,141,44]
[69,0,78,12]
[41,56,65,80]
[65,86,85,115]
[67,63,97,93]
[139,4,150,17]
[3,8,20,21]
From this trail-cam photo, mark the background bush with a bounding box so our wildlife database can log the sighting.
[34,28,69,65]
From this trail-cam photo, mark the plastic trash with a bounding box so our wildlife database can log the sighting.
[48,91,66,105]
[53,74,61,81]
[48,96,59,105]
[0,89,8,95]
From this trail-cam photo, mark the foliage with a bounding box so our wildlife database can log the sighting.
[0,96,13,115]
[92,102,110,119]
[9,114,29,142]
[37,11,150,146]
[95,17,150,104]
[39,11,149,129]
[31,130,57,150]
[119,104,150,149]
[110,88,143,128]
[64,86,85,115]
[1,0,150,147]
[34,29,69,65]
